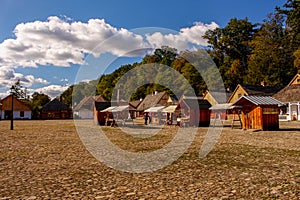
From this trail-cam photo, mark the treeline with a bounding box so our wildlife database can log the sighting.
[60,0,299,106]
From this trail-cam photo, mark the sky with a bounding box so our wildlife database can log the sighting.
[0,0,287,99]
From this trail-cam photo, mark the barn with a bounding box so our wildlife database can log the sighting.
[232,96,283,131]
[0,95,32,120]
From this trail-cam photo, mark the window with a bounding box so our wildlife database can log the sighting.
[20,111,24,117]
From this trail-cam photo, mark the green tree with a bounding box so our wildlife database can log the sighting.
[293,49,300,72]
[153,46,177,66]
[245,12,296,86]
[10,80,27,99]
[30,92,50,119]
[277,0,300,49]
[203,18,256,89]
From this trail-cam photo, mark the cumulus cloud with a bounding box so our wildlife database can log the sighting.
[0,16,148,68]
[0,16,218,96]
[146,22,219,50]
[0,66,49,88]
[0,16,218,69]
[35,84,69,98]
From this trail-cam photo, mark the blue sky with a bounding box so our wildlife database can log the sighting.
[0,0,287,98]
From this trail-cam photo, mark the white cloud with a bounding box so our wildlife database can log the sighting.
[0,66,49,88]
[35,84,69,98]
[146,22,219,51]
[0,16,218,97]
[0,16,148,69]
[0,16,218,69]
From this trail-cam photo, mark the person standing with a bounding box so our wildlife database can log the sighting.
[144,112,148,125]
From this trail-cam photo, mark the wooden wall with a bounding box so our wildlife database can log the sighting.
[199,109,211,127]
[41,110,72,119]
[242,105,279,130]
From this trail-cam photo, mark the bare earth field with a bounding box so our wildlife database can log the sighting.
[0,120,299,199]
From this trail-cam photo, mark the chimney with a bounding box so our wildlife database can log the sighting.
[155,91,158,95]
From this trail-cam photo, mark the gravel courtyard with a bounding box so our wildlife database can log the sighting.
[0,120,299,199]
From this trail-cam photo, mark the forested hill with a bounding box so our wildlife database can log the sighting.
[60,0,299,106]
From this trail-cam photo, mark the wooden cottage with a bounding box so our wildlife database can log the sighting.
[273,74,300,121]
[41,99,72,119]
[232,96,283,130]
[136,91,170,115]
[0,95,32,119]
[227,84,282,104]
[74,95,106,119]
[176,96,211,127]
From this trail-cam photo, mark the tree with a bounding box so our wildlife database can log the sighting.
[203,18,256,89]
[30,92,50,119]
[277,0,300,49]
[245,12,296,86]
[277,0,300,74]
[10,80,27,99]
[154,46,177,66]
[293,49,300,72]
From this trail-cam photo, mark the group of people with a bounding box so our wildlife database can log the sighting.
[143,112,152,125]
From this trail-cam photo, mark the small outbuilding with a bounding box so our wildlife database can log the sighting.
[94,102,113,125]
[177,96,211,127]
[232,96,283,131]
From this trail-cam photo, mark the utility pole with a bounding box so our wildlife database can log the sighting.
[10,85,15,130]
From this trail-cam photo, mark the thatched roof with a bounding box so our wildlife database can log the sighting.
[129,100,142,109]
[273,84,300,102]
[241,84,282,96]
[42,99,71,111]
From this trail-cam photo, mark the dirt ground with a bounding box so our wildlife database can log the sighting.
[0,120,299,199]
